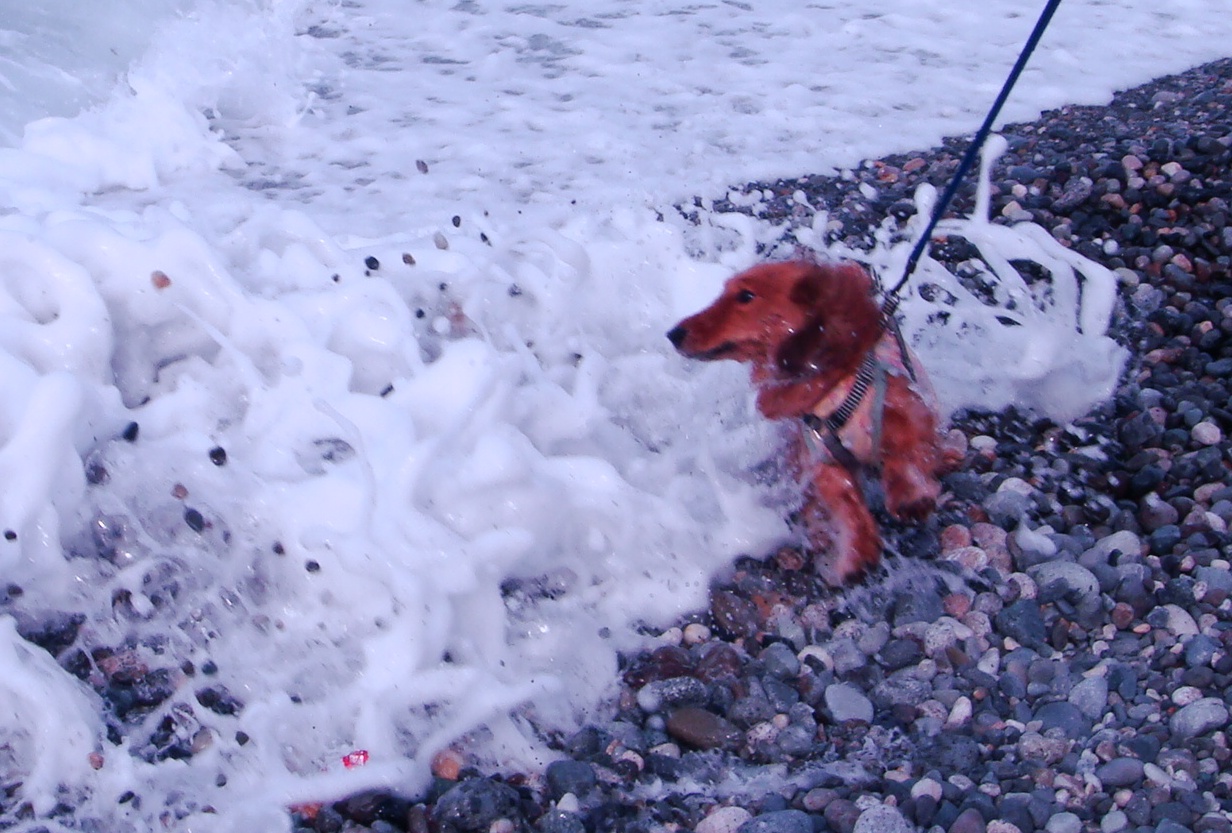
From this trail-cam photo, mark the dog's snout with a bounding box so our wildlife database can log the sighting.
[666,325,687,348]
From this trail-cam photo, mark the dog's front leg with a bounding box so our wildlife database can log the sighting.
[799,460,881,586]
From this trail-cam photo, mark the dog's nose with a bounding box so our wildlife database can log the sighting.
[666,325,687,348]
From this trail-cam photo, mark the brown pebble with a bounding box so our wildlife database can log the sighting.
[172,483,189,500]
[1111,602,1135,630]
[408,805,430,833]
[949,806,988,833]
[624,644,693,687]
[98,651,148,682]
[940,524,972,552]
[943,593,972,618]
[695,642,744,682]
[970,523,1007,550]
[941,545,988,571]
[903,157,926,173]
[665,707,741,751]
[710,590,759,639]
[823,798,861,833]
[430,748,463,780]
[402,252,415,265]
[151,270,171,289]
[88,752,105,770]
[774,547,806,571]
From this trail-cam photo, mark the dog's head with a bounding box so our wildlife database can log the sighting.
[667,260,882,381]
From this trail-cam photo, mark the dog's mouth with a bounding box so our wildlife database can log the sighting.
[667,326,740,361]
[687,341,739,361]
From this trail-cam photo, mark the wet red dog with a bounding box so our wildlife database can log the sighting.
[668,260,946,584]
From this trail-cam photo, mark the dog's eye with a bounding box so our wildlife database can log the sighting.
[735,289,756,304]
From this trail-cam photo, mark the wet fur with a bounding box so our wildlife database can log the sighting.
[668,261,946,584]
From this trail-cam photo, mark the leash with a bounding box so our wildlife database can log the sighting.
[813,0,1063,437]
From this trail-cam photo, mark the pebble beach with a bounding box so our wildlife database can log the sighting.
[316,57,1232,833]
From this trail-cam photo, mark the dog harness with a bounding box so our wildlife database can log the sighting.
[800,353,890,471]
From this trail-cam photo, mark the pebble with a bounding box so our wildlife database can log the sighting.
[825,683,874,724]
[1067,675,1109,719]
[1045,815,1081,833]
[994,599,1047,650]
[544,760,596,799]
[1096,757,1145,788]
[433,779,520,832]
[736,810,812,833]
[852,804,913,833]
[1169,697,1230,739]
[1191,421,1221,445]
[697,807,753,833]
[665,707,742,750]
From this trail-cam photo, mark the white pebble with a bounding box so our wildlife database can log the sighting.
[944,696,973,728]
[1172,685,1203,706]
[682,623,710,644]
[910,777,942,801]
[1101,810,1129,833]
[1193,421,1222,446]
[1163,604,1199,637]
[656,626,683,645]
[1045,812,1081,833]
[695,806,751,833]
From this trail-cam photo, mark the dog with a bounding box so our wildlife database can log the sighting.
[667,260,946,585]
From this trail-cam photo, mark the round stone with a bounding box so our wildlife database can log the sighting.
[1170,697,1229,739]
[697,807,753,833]
[825,682,874,724]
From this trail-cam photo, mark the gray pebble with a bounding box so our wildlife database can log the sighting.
[1029,561,1099,604]
[434,778,520,832]
[984,490,1032,527]
[1045,812,1082,833]
[1033,701,1092,737]
[736,809,813,833]
[759,642,800,678]
[870,674,931,709]
[544,760,596,799]
[1067,675,1109,719]
[1095,757,1145,787]
[825,682,874,723]
[1170,697,1229,739]
[852,803,913,833]
[1080,530,1142,566]
[995,598,1047,649]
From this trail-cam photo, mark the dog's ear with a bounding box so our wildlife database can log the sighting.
[775,263,881,380]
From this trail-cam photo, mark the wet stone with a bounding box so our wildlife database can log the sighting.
[637,676,709,712]
[852,804,913,833]
[759,641,800,678]
[711,591,759,639]
[538,810,584,833]
[666,707,742,750]
[995,598,1047,650]
[544,760,596,799]
[1033,701,1092,738]
[433,778,519,832]
[1170,697,1229,738]
[736,810,813,833]
[1096,757,1145,787]
[824,682,873,724]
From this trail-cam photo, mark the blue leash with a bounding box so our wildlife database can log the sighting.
[812,0,1064,436]
[886,0,1064,301]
